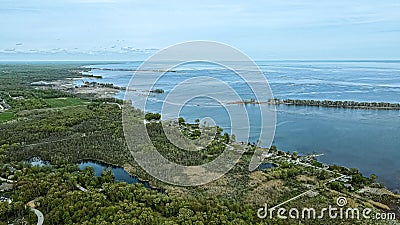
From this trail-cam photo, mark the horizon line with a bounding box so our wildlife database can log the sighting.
[1,59,400,62]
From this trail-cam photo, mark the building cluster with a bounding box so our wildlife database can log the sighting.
[0,165,17,204]
[0,97,10,112]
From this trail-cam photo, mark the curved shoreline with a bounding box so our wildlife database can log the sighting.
[74,66,399,191]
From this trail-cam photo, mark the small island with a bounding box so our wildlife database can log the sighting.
[228,98,400,110]
[149,89,165,94]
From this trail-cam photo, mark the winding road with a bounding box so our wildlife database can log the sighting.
[30,208,44,225]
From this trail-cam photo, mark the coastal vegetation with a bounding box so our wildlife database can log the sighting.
[277,98,400,110]
[231,98,400,110]
[81,81,126,90]
[80,73,103,79]
[150,89,165,94]
[145,112,161,121]
[84,67,177,73]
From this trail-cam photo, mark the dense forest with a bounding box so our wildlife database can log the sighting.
[1,164,266,225]
[0,64,270,224]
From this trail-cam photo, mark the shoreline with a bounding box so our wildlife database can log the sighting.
[79,66,400,111]
[42,66,398,191]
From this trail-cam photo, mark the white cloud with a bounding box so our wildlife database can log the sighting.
[0,46,159,56]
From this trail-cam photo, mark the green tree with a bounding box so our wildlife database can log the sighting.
[329,181,344,191]
[223,132,230,144]
[178,117,185,124]
[292,151,298,159]
[100,168,115,183]
[231,134,236,142]
[369,174,378,183]
[145,113,161,121]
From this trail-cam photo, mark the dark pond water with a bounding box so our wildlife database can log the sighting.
[258,163,277,170]
[28,158,158,191]
[78,160,154,189]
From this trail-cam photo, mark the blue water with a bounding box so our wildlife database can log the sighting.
[258,163,277,170]
[79,61,400,191]
[30,158,156,190]
[79,160,153,189]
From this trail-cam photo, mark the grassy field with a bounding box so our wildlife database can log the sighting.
[0,111,15,123]
[0,97,89,123]
[44,97,89,108]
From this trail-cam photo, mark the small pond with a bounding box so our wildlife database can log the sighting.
[28,157,158,191]
[78,160,155,190]
[257,163,277,170]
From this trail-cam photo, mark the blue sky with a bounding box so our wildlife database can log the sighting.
[1,0,399,60]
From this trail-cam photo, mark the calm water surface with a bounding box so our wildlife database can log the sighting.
[79,160,153,189]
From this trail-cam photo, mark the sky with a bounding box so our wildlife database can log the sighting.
[0,0,399,60]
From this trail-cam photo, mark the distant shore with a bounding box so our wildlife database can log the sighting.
[228,98,400,110]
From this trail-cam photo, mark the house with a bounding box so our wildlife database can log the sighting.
[0,196,12,204]
[9,166,16,173]
[344,183,354,191]
[261,152,273,159]
[338,176,352,183]
[0,183,13,192]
